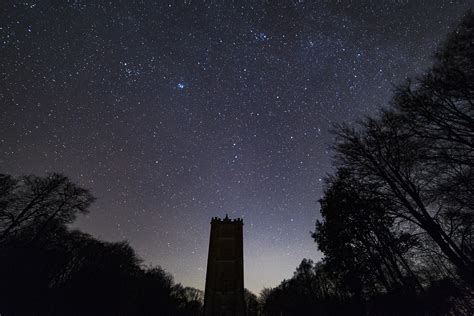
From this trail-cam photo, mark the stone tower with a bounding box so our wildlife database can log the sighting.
[204,215,245,316]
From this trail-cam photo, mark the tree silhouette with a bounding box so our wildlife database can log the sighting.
[249,10,474,316]
[315,169,423,294]
[393,11,474,276]
[0,173,95,243]
[299,10,474,315]
[244,288,259,316]
[332,11,474,286]
[0,173,205,316]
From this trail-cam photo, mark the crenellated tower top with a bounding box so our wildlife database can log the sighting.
[210,214,243,224]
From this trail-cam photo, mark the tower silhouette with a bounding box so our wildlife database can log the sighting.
[204,215,245,316]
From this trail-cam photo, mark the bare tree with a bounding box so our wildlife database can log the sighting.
[0,173,95,243]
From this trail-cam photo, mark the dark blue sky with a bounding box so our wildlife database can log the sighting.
[1,0,471,293]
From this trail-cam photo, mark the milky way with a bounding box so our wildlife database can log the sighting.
[1,1,471,293]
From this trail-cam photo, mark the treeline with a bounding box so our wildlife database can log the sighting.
[0,173,204,315]
[258,11,474,316]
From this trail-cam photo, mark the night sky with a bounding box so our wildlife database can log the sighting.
[1,1,471,294]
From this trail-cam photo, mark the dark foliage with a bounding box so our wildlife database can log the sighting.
[244,288,259,316]
[0,173,203,316]
[260,10,474,316]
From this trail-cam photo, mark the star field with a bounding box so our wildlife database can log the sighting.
[1,1,471,293]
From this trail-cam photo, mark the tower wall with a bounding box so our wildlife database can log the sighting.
[204,216,245,316]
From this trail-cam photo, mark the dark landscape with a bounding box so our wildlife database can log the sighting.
[1,1,473,315]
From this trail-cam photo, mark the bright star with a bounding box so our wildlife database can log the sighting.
[177,82,185,89]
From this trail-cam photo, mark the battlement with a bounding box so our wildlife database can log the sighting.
[210,214,243,224]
